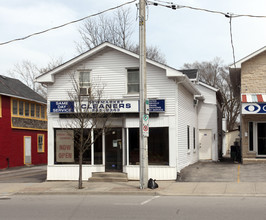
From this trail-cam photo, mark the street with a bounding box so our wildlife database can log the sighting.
[1,195,266,220]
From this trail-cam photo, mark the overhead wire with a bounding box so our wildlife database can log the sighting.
[0,0,137,46]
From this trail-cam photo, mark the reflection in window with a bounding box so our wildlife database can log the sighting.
[129,127,169,165]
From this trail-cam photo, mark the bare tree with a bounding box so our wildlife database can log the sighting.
[76,7,166,64]
[65,74,111,189]
[8,58,63,98]
[182,57,240,131]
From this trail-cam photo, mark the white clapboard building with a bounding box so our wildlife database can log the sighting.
[36,42,216,181]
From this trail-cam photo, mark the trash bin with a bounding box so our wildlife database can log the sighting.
[230,145,236,161]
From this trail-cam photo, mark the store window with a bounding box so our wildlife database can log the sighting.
[127,69,139,94]
[129,127,169,165]
[55,129,92,164]
[37,134,45,152]
[94,129,103,164]
[79,70,91,96]
[249,122,254,151]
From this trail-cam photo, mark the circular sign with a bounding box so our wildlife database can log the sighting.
[143,125,149,132]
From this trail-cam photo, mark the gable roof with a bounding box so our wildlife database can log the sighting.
[36,42,201,95]
[229,46,266,68]
[0,75,46,104]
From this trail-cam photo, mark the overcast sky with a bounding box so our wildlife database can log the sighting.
[1,0,266,76]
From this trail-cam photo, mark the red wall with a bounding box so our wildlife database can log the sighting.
[0,96,47,169]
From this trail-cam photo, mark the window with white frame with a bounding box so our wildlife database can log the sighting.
[127,69,139,94]
[79,70,91,96]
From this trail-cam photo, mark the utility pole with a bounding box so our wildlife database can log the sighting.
[139,0,149,189]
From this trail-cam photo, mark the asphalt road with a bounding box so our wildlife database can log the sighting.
[1,195,266,220]
[0,166,46,183]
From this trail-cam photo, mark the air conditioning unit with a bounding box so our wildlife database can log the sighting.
[80,87,91,96]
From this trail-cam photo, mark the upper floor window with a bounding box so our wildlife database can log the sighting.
[79,70,91,96]
[11,98,46,120]
[127,69,139,94]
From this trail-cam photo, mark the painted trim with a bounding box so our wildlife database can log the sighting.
[37,134,45,153]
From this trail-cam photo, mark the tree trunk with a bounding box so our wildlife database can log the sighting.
[78,150,83,189]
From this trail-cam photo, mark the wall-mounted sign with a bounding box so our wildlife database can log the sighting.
[80,100,139,113]
[50,101,74,113]
[50,99,165,113]
[149,99,165,112]
[242,103,266,114]
[56,130,74,163]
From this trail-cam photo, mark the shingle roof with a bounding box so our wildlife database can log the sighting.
[0,75,46,104]
[179,69,198,80]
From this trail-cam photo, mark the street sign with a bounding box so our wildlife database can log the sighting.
[143,125,149,137]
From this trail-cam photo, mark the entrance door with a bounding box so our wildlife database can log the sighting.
[257,123,266,156]
[24,136,32,164]
[105,128,122,172]
[199,129,212,160]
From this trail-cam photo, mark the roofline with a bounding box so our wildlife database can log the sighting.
[198,81,219,92]
[36,42,184,82]
[0,93,46,105]
[229,46,266,68]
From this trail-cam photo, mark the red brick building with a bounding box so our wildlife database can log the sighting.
[0,75,47,169]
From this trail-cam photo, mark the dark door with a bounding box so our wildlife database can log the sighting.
[105,128,122,172]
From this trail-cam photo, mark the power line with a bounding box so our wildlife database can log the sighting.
[148,0,266,18]
[0,0,137,46]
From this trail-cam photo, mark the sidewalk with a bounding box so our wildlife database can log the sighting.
[2,180,266,197]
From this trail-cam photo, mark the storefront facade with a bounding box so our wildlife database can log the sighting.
[37,42,202,180]
[230,47,266,163]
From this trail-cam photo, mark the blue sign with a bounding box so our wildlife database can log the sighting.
[50,101,74,113]
[242,103,266,114]
[149,99,165,112]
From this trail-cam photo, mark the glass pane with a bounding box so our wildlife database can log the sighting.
[41,106,45,119]
[249,122,253,151]
[128,70,139,83]
[31,103,35,117]
[25,102,29,117]
[38,135,43,152]
[129,128,139,165]
[13,100,18,115]
[128,84,139,93]
[36,105,40,118]
[79,71,90,86]
[94,129,102,164]
[19,101,24,116]
[148,127,169,165]
[258,123,266,155]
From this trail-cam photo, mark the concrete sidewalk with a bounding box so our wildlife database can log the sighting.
[1,181,266,197]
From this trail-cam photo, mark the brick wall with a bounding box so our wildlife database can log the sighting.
[241,51,266,93]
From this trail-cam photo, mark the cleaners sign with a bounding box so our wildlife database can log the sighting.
[50,99,165,113]
[242,103,266,114]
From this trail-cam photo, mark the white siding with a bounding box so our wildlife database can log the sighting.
[196,84,218,161]
[177,85,198,171]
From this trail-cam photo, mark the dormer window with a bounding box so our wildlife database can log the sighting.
[127,69,139,94]
[79,70,91,96]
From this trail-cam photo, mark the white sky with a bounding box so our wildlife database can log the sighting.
[1,0,266,75]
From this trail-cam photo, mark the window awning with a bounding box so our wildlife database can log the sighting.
[242,94,266,103]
